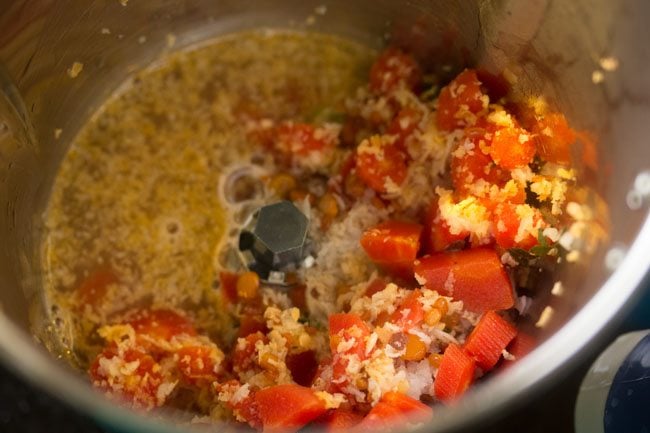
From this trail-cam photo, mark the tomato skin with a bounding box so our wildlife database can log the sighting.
[463,310,517,371]
[320,408,364,433]
[413,248,515,314]
[387,106,423,150]
[219,271,239,305]
[75,267,118,311]
[254,384,328,433]
[390,290,425,331]
[423,199,468,253]
[356,135,408,194]
[489,126,535,170]
[434,343,476,402]
[127,309,197,342]
[360,220,423,277]
[381,392,433,424]
[436,69,486,131]
[369,47,422,94]
[533,112,576,165]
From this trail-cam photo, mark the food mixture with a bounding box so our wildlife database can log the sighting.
[42,30,607,432]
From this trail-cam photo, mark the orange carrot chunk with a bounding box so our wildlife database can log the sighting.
[255,384,328,433]
[505,332,537,364]
[413,248,515,314]
[463,310,518,371]
[434,343,476,402]
[361,220,423,278]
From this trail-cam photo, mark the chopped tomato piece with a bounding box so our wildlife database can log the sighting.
[329,313,371,357]
[219,271,239,305]
[450,126,509,195]
[423,199,468,253]
[176,345,221,383]
[489,126,535,170]
[329,313,372,387]
[381,392,433,424]
[218,380,263,429]
[254,384,327,433]
[434,343,476,402]
[413,248,515,314]
[388,106,423,150]
[320,408,364,433]
[127,309,197,342]
[505,332,537,363]
[238,314,269,338]
[464,310,517,371]
[390,290,424,330]
[533,112,576,165]
[233,332,267,374]
[286,350,319,387]
[75,267,118,310]
[360,220,423,278]
[275,122,336,155]
[492,202,543,250]
[356,135,408,194]
[436,69,486,131]
[369,47,422,94]
[90,346,167,409]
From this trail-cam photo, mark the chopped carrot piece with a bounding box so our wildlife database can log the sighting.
[356,402,408,431]
[390,290,424,331]
[505,332,537,363]
[254,384,327,433]
[463,310,517,371]
[320,408,364,433]
[369,47,422,94]
[361,220,423,278]
[489,126,536,170]
[413,248,515,314]
[434,343,476,402]
[436,69,486,131]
